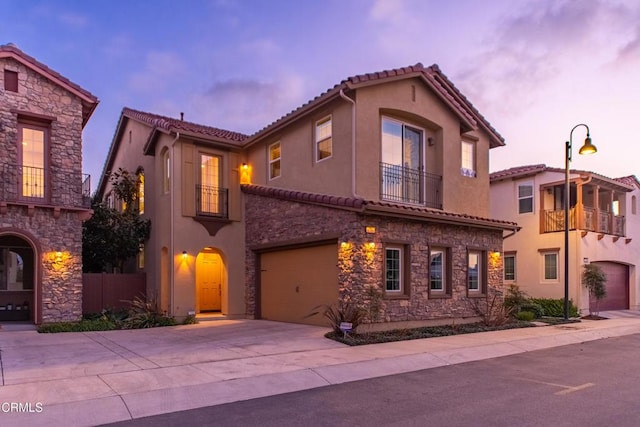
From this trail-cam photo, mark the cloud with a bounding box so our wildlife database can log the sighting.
[188,74,306,134]
[127,51,187,93]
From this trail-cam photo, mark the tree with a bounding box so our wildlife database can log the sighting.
[583,263,607,317]
[82,169,151,273]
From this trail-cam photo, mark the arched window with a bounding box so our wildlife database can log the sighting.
[162,149,170,194]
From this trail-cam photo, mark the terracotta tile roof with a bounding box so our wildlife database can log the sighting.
[614,175,640,189]
[122,107,248,144]
[0,43,98,126]
[242,184,519,231]
[246,63,505,148]
[490,164,548,182]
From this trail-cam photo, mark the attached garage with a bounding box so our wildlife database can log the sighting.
[590,262,629,311]
[260,243,339,326]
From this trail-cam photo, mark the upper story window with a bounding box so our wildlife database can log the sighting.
[315,116,332,162]
[4,69,18,92]
[269,142,281,180]
[137,170,145,215]
[381,117,425,205]
[19,122,47,200]
[162,150,170,194]
[461,141,476,177]
[198,153,225,216]
[518,182,534,214]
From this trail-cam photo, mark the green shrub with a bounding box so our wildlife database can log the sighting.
[121,296,175,329]
[38,319,117,333]
[531,298,579,318]
[519,302,544,318]
[182,314,198,325]
[504,284,530,312]
[515,311,535,321]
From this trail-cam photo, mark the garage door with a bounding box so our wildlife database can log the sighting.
[260,244,338,326]
[590,262,628,311]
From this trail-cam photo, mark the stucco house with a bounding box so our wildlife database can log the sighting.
[98,63,518,329]
[0,44,98,323]
[490,164,640,314]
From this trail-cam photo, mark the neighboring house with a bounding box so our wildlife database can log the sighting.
[490,164,640,313]
[98,63,518,329]
[0,44,98,323]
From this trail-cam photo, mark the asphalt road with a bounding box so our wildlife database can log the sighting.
[105,333,640,426]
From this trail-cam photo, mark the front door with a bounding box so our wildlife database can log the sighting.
[197,252,222,311]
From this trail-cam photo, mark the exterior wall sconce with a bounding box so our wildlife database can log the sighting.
[182,250,188,260]
[242,163,248,170]
[365,226,376,234]
[564,123,597,319]
[428,137,434,146]
[240,163,252,185]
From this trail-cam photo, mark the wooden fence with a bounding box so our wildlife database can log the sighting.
[82,273,146,314]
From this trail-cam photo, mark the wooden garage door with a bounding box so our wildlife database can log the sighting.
[260,244,338,326]
[590,262,628,311]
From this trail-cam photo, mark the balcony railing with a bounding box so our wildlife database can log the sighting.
[542,206,625,237]
[0,164,91,209]
[196,184,228,218]
[380,162,442,209]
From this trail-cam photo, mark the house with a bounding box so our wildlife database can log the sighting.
[97,63,518,329]
[490,164,640,313]
[0,43,98,323]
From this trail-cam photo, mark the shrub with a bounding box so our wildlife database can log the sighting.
[182,314,198,325]
[519,302,544,319]
[504,284,530,312]
[38,319,117,333]
[307,301,366,334]
[531,298,579,318]
[121,296,175,329]
[515,311,535,321]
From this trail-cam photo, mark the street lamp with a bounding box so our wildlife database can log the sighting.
[564,124,597,319]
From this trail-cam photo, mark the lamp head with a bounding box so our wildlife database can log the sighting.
[578,135,597,155]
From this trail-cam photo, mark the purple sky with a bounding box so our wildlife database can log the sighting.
[3,0,639,186]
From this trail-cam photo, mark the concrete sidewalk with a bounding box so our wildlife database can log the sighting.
[1,312,640,426]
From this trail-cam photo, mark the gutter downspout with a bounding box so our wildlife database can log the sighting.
[170,132,180,316]
[503,226,520,239]
[339,89,362,199]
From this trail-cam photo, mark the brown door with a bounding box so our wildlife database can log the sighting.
[590,262,628,311]
[197,252,222,312]
[260,244,338,326]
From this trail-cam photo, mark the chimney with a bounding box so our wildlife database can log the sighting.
[180,112,184,121]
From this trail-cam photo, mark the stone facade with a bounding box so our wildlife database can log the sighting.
[245,192,505,327]
[0,47,96,323]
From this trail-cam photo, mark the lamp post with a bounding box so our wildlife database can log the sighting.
[564,124,597,319]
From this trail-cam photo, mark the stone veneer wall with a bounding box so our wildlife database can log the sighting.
[245,192,505,325]
[1,55,87,322]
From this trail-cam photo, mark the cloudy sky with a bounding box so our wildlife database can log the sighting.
[2,0,639,183]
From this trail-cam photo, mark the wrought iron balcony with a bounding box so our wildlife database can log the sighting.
[379,162,442,209]
[196,184,228,218]
[0,164,91,209]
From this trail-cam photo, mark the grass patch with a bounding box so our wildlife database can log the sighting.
[327,321,537,346]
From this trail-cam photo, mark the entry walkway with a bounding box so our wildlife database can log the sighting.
[1,314,640,426]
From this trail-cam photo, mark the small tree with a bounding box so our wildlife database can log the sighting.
[583,264,607,316]
[82,168,151,273]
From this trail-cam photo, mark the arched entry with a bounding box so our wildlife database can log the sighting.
[196,250,224,313]
[0,233,36,322]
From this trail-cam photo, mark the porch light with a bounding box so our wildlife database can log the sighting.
[564,124,597,319]
[182,250,188,260]
[242,163,248,170]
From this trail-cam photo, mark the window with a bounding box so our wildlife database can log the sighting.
[612,200,620,216]
[467,250,486,294]
[163,150,170,194]
[385,246,403,293]
[543,252,558,281]
[381,117,424,204]
[269,142,281,180]
[518,182,534,214]
[315,116,332,161]
[137,171,145,214]
[19,122,47,200]
[4,69,18,92]
[504,253,516,282]
[461,141,476,177]
[198,154,223,216]
[429,247,450,295]
[138,244,145,270]
[632,195,637,215]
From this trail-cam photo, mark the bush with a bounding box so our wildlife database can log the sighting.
[519,302,544,319]
[121,296,175,329]
[38,319,117,333]
[504,284,530,312]
[307,301,366,334]
[515,311,535,321]
[531,298,579,318]
[182,314,198,325]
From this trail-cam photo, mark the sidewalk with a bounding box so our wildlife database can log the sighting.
[1,312,640,426]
